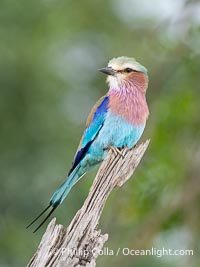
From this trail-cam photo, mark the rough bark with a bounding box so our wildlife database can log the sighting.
[27,140,150,267]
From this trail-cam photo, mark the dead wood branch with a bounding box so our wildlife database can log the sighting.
[27,140,150,267]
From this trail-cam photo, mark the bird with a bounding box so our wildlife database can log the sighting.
[27,56,149,232]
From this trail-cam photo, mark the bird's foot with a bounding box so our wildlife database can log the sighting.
[104,146,124,158]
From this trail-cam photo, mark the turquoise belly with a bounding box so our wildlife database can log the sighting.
[81,112,145,168]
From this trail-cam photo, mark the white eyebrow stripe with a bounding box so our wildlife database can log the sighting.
[108,63,142,72]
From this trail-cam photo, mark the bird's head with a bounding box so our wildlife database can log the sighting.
[99,56,148,93]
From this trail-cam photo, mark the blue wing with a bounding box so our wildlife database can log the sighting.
[68,95,109,175]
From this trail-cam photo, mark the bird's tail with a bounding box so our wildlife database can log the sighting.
[50,165,81,207]
[27,165,81,233]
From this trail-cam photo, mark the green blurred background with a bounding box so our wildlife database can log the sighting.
[1,0,200,266]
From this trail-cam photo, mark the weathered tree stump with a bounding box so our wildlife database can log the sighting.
[27,140,150,267]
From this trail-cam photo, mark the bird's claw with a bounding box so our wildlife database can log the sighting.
[104,146,124,158]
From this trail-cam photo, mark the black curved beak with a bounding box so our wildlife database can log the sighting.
[99,67,115,76]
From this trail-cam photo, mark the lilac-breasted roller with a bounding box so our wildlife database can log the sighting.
[27,56,149,232]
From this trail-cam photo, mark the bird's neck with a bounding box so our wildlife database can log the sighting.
[108,84,149,125]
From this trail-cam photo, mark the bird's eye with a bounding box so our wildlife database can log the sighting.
[125,68,133,73]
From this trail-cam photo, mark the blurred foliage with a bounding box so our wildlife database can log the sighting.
[0,0,200,266]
